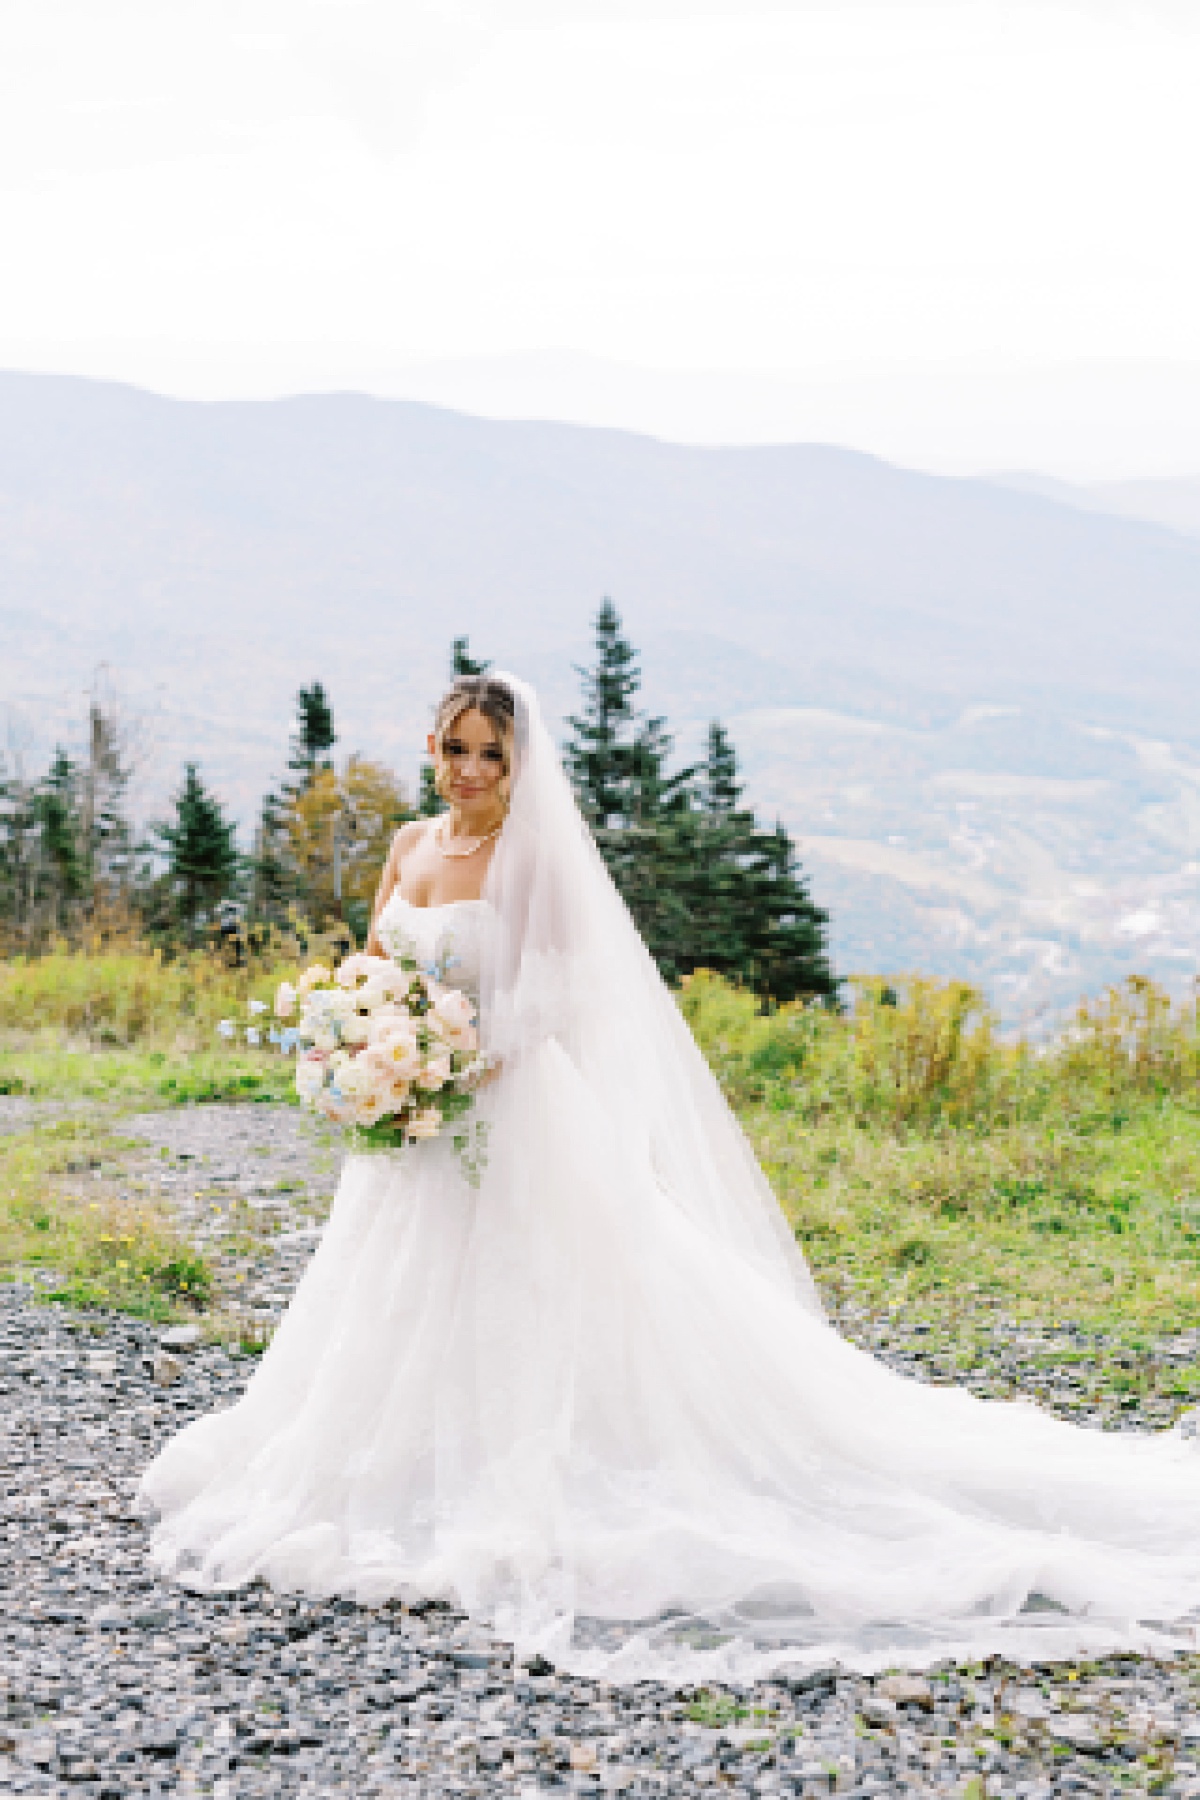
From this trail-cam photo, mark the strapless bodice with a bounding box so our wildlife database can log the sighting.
[373,893,490,1000]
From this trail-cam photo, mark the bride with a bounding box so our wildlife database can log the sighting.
[141,673,1200,1681]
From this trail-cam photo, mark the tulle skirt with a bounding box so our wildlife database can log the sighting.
[140,1041,1200,1682]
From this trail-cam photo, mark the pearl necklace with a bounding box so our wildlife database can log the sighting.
[437,814,504,859]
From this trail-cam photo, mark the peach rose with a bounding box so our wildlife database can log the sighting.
[297,963,332,996]
[406,1107,443,1140]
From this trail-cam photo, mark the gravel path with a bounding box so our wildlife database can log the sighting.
[3,1100,1200,1798]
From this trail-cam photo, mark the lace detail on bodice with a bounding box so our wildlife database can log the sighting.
[374,894,490,1002]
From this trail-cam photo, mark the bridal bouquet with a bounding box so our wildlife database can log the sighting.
[220,952,485,1155]
[275,954,484,1147]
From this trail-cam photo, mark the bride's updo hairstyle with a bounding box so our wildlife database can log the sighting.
[432,676,517,804]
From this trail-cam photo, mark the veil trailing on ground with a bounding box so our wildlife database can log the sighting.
[480,672,823,1318]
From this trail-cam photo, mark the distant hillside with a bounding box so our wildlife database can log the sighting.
[4,370,1200,1022]
[996,470,1200,542]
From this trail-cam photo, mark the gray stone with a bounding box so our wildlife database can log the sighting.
[90,1604,129,1632]
[160,1325,203,1352]
[150,1349,183,1386]
[875,1675,933,1710]
[1048,1715,1104,1755]
[777,1663,841,1695]
[16,1734,57,1767]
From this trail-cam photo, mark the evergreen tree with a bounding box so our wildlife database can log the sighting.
[741,821,837,1006]
[418,764,445,817]
[685,723,835,1004]
[566,609,836,1005]
[565,601,696,974]
[701,720,742,816]
[250,683,336,928]
[154,764,239,942]
[617,713,699,979]
[79,685,135,914]
[287,683,336,792]
[248,789,294,928]
[564,599,643,832]
[34,750,87,934]
[451,637,490,678]
[676,722,759,981]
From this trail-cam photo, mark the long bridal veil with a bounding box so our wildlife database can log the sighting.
[481,673,824,1318]
[472,677,1200,1678]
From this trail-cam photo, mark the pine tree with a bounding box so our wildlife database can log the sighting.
[287,683,336,792]
[418,764,445,817]
[79,684,135,916]
[677,721,759,981]
[565,601,696,972]
[33,749,87,935]
[248,790,294,928]
[618,713,699,979]
[451,637,490,678]
[249,683,336,928]
[565,614,837,1005]
[564,599,643,833]
[687,723,835,1004]
[701,720,742,816]
[742,821,837,1006]
[155,764,239,942]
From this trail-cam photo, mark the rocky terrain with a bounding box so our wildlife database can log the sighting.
[3,1099,1200,1798]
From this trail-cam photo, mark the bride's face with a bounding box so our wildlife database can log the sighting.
[428,707,506,807]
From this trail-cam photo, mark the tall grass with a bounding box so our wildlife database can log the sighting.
[2,946,1199,1343]
[0,944,284,1044]
[679,969,1200,1343]
[679,967,1200,1125]
[0,942,305,1101]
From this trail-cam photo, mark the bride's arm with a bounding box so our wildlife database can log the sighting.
[365,820,423,955]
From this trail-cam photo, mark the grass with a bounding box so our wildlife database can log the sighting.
[755,1104,1200,1345]
[0,1115,212,1321]
[0,1038,296,1104]
[1,945,1199,1353]
[680,968,1200,1350]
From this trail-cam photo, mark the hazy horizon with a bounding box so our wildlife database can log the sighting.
[4,2,1200,482]
[4,352,1200,486]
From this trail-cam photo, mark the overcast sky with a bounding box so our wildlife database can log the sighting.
[1,1,1197,470]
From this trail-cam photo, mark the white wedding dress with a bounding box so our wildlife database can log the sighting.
[141,681,1200,1683]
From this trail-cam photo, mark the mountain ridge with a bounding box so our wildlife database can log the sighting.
[4,370,1200,1020]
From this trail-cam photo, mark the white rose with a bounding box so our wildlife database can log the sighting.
[429,989,477,1049]
[296,1056,327,1101]
[335,952,390,988]
[360,969,409,1009]
[416,1052,453,1091]
[368,1025,423,1082]
[297,963,332,996]
[431,989,473,1030]
[341,1012,372,1048]
[352,1088,392,1128]
[274,981,297,1019]
[406,1107,443,1140]
[315,1090,354,1124]
[332,1058,375,1103]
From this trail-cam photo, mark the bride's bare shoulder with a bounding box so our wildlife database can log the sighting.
[389,816,435,866]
